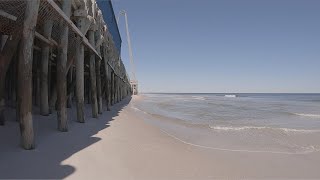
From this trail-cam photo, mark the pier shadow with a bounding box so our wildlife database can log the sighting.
[0,97,132,179]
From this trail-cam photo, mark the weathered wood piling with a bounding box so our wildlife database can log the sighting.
[0,0,132,149]
[56,0,71,132]
[40,20,53,116]
[17,0,41,149]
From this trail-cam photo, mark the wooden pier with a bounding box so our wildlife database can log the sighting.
[0,0,132,149]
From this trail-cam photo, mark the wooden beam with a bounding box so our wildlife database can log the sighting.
[35,31,58,47]
[0,10,17,21]
[46,0,101,60]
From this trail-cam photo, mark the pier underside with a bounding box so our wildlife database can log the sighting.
[0,0,132,149]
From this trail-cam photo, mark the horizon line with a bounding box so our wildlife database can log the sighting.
[140,92,320,94]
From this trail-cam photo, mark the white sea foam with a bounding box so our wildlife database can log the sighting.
[225,94,237,98]
[209,125,320,133]
[137,94,320,154]
[294,113,320,118]
[160,129,320,154]
[191,96,206,101]
[210,126,264,131]
[131,106,148,115]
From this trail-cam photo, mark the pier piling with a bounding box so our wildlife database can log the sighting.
[74,14,86,123]
[17,0,40,149]
[88,30,99,118]
[56,0,71,132]
[40,20,53,116]
[0,0,133,149]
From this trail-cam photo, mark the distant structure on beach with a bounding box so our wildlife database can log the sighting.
[117,10,139,95]
[0,0,133,149]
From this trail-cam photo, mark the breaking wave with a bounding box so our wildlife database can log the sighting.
[209,125,320,133]
[191,96,206,101]
[225,94,237,98]
[160,128,320,154]
[293,113,320,118]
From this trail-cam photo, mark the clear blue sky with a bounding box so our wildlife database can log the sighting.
[113,0,320,93]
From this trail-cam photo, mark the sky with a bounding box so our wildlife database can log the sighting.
[112,0,320,93]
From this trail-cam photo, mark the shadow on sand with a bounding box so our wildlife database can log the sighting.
[0,97,132,179]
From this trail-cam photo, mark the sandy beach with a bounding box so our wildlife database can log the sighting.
[1,96,320,179]
[1,0,320,179]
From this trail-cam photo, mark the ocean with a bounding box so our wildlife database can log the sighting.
[131,93,320,154]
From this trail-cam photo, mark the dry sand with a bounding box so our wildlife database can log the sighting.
[1,96,320,179]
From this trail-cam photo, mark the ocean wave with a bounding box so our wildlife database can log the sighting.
[209,125,320,133]
[225,94,237,98]
[160,129,320,154]
[132,105,320,135]
[293,113,320,118]
[191,96,206,101]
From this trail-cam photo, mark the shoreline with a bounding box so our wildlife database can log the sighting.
[133,95,320,155]
[1,96,320,179]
